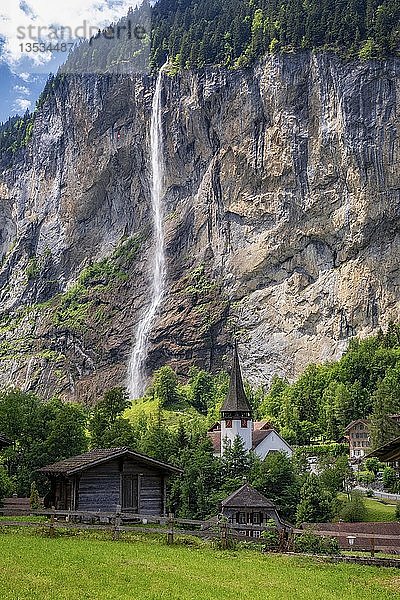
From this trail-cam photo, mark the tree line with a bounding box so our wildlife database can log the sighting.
[151,0,400,70]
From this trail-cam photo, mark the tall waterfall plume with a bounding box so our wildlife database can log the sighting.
[128,68,166,398]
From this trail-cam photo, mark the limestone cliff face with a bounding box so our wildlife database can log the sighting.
[0,52,399,399]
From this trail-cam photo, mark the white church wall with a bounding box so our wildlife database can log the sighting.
[254,431,293,460]
[221,419,253,453]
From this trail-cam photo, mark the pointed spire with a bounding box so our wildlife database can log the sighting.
[221,342,252,416]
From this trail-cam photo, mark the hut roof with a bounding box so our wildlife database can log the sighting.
[222,483,275,509]
[38,447,182,476]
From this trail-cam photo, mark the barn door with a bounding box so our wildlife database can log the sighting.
[122,474,138,511]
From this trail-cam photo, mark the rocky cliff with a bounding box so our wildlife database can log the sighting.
[0,52,399,400]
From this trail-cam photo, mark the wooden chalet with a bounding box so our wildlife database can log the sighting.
[221,483,290,537]
[39,447,182,515]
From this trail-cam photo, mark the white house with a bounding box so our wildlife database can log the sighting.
[207,345,293,460]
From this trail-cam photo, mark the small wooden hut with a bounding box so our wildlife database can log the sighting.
[39,447,182,515]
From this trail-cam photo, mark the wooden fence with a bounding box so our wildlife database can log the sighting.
[0,508,274,546]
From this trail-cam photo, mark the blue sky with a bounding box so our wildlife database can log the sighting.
[0,1,140,122]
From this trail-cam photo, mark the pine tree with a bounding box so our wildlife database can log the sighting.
[296,474,334,526]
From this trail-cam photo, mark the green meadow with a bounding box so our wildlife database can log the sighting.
[0,533,399,600]
[337,493,398,522]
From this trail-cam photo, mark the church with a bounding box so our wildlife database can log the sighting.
[207,345,293,459]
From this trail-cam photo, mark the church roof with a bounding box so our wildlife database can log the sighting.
[207,424,282,454]
[222,483,276,509]
[221,344,252,414]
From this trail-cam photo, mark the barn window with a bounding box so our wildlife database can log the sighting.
[122,474,138,510]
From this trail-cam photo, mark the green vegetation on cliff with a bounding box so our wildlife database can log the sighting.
[152,0,400,69]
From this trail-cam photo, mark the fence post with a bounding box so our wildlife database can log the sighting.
[287,529,294,552]
[278,529,286,552]
[220,522,228,550]
[370,535,375,558]
[113,505,122,540]
[167,513,174,545]
[49,511,56,538]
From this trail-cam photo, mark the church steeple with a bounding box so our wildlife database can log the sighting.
[220,343,253,454]
[221,343,252,418]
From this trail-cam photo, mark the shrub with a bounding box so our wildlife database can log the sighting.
[382,466,398,493]
[294,530,339,556]
[356,470,375,485]
[364,458,382,475]
[395,503,400,521]
[261,520,280,552]
[340,491,367,522]
[30,481,40,510]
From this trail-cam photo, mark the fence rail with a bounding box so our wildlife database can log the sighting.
[0,507,286,546]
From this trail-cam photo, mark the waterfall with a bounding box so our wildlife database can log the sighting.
[128,68,166,398]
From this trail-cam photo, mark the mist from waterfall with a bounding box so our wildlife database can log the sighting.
[128,68,166,398]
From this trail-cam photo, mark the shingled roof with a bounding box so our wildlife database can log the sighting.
[366,435,400,462]
[207,424,287,454]
[38,447,182,476]
[222,483,276,509]
[221,343,252,415]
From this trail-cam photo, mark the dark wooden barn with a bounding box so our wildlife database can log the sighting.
[39,448,182,515]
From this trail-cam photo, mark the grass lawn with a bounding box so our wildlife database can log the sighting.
[0,533,399,600]
[338,493,397,522]
[364,498,398,522]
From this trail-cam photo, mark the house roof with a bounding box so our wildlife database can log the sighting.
[221,343,252,414]
[254,421,272,431]
[38,447,183,476]
[208,430,221,454]
[365,435,400,463]
[222,483,275,509]
[252,428,273,448]
[307,522,400,536]
[344,419,369,432]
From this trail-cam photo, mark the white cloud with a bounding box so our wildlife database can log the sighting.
[0,0,142,70]
[13,84,30,95]
[13,98,32,112]
[19,72,31,81]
